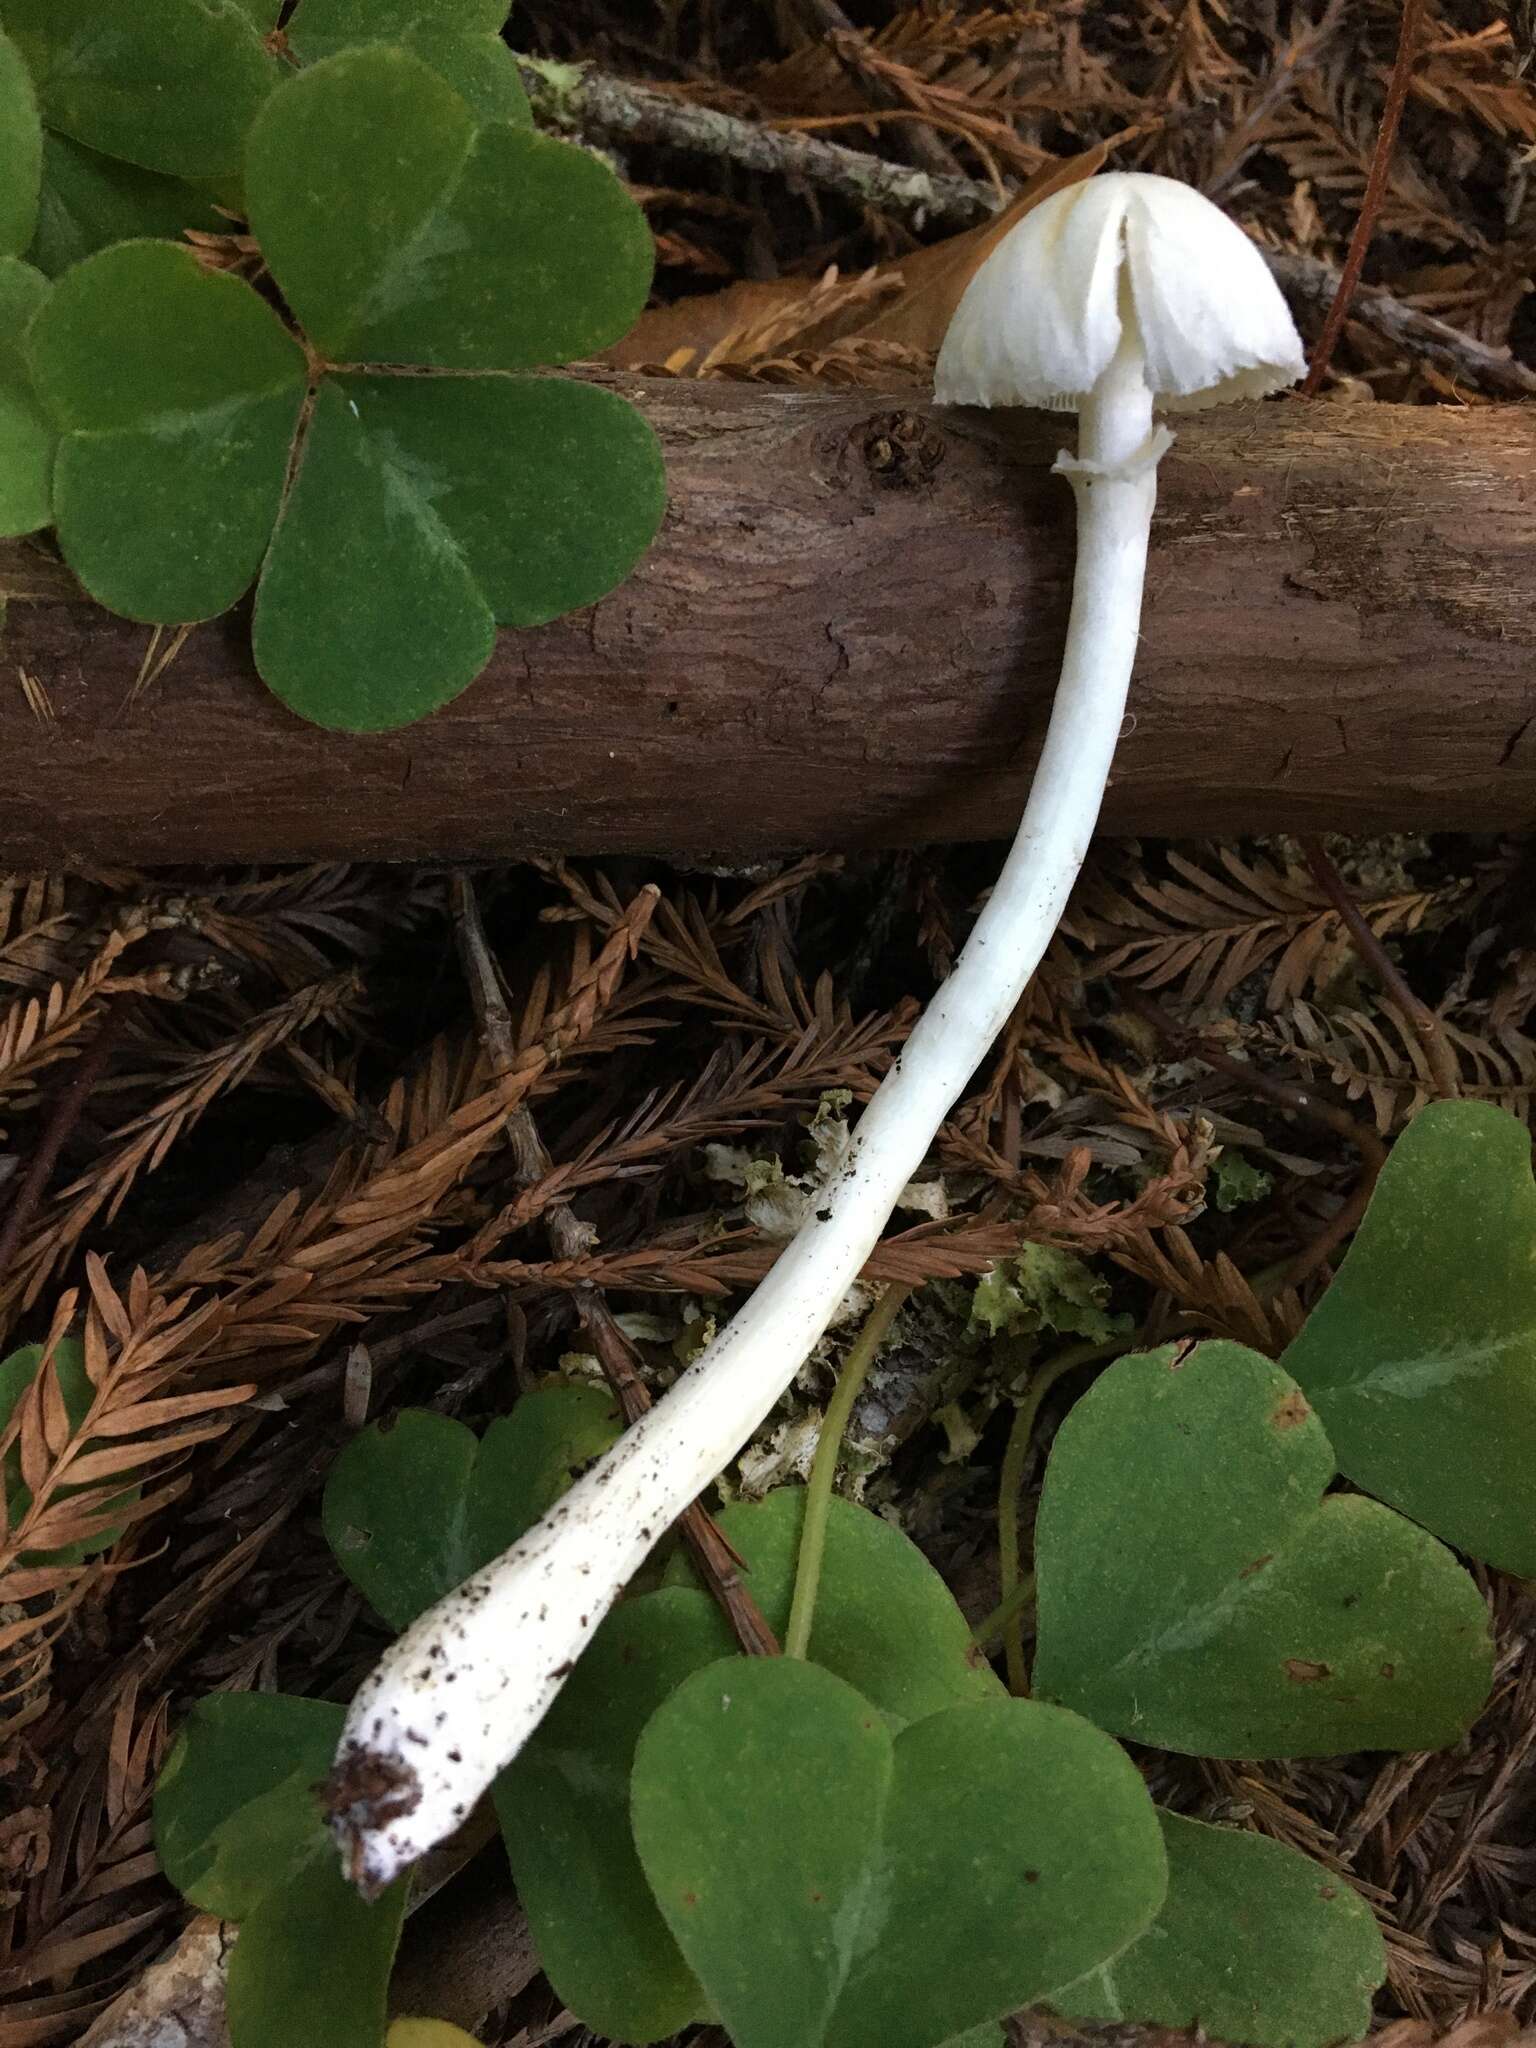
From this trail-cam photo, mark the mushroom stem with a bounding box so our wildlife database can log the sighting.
[326,331,1168,1899]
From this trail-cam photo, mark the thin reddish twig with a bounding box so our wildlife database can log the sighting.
[1299,837,1460,1101]
[0,1008,126,1288]
[449,874,779,1658]
[1300,0,1426,395]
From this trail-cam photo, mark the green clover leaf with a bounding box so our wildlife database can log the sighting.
[27,131,226,279]
[502,1489,1006,2044]
[2,2,527,275]
[28,46,664,730]
[630,1660,1167,2048]
[242,49,641,369]
[663,1487,1007,1723]
[322,1386,623,1630]
[0,256,53,537]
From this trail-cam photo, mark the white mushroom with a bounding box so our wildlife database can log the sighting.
[327,169,1305,1894]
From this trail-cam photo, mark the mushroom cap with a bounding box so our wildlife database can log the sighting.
[935,171,1305,413]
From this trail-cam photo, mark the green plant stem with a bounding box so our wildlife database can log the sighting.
[969,1568,1036,1653]
[996,1338,1122,1695]
[784,1282,912,1660]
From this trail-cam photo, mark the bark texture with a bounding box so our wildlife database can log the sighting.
[3,381,1533,865]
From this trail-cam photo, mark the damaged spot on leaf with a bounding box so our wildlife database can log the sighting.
[1270,1390,1312,1430]
[1283,1658,1333,1684]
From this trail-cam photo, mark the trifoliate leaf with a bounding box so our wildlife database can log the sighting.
[1032,1341,1493,1757]
[28,239,306,620]
[0,256,53,537]
[1,0,276,178]
[286,0,531,126]
[1281,1099,1536,1574]
[245,46,652,367]
[0,29,41,256]
[663,1487,1005,1725]
[23,46,663,730]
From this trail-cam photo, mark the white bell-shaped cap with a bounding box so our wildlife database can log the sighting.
[935,171,1304,413]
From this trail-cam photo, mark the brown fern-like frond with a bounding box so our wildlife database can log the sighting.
[466,1010,909,1263]
[1256,999,1536,1131]
[154,863,443,992]
[1111,1223,1306,1354]
[1064,845,1449,1013]
[0,1271,255,1714]
[1270,67,1481,254]
[1411,25,1536,142]
[0,928,174,1120]
[0,973,366,1327]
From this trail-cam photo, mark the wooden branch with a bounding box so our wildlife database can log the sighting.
[525,57,1536,397]
[3,381,1535,865]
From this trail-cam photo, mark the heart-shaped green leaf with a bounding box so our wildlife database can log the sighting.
[286,0,530,126]
[636,1658,893,2048]
[1,0,275,178]
[1281,1100,1536,1575]
[496,1588,734,2043]
[245,47,651,368]
[665,1488,1007,1723]
[28,239,307,620]
[154,1692,408,2048]
[0,29,41,256]
[253,376,494,728]
[632,1659,1167,2048]
[0,257,53,538]
[1052,1811,1385,2048]
[26,133,223,277]
[322,1385,623,1629]
[1032,1342,1492,1757]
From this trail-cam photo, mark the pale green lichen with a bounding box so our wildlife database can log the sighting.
[517,56,586,130]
